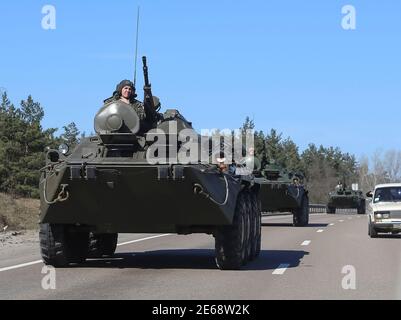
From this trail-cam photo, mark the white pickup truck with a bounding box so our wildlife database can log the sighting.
[366,183,401,238]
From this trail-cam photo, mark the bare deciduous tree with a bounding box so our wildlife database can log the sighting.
[359,149,401,192]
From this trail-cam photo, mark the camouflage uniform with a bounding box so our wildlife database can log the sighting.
[104,80,147,121]
[128,99,146,121]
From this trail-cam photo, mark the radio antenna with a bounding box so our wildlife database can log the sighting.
[133,6,140,87]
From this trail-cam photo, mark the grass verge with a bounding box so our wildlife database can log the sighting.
[0,193,39,231]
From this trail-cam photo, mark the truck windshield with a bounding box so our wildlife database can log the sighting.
[374,187,401,203]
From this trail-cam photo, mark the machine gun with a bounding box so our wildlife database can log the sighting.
[142,56,160,125]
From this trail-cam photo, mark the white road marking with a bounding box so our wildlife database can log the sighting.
[273,264,290,275]
[348,217,352,220]
[339,220,344,222]
[329,223,335,226]
[301,240,311,246]
[317,229,324,233]
[0,234,172,273]
[117,234,171,247]
[0,260,43,272]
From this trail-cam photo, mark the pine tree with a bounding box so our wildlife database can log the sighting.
[0,94,57,197]
[60,122,80,148]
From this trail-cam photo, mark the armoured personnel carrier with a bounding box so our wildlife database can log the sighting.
[39,57,261,270]
[256,163,309,227]
[327,184,366,214]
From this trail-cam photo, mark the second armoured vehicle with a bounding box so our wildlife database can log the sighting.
[327,183,366,214]
[39,57,262,270]
[256,162,309,227]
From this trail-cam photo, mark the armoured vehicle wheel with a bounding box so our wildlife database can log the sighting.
[358,201,366,215]
[215,192,249,270]
[40,223,89,267]
[88,233,118,258]
[327,206,336,214]
[293,195,309,227]
[243,192,253,264]
[249,193,261,260]
[368,220,378,238]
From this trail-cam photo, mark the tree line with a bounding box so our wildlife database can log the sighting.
[242,117,360,202]
[244,117,401,201]
[0,95,399,202]
[0,93,81,198]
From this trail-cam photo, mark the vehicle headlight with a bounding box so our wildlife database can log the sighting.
[375,211,390,219]
[58,143,70,155]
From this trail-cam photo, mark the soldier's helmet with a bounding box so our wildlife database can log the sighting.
[113,79,137,99]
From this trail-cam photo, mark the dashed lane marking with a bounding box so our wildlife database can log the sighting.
[301,240,311,246]
[273,264,290,275]
[329,223,335,226]
[339,220,344,222]
[317,229,324,233]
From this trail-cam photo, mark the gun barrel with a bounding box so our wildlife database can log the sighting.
[142,56,150,87]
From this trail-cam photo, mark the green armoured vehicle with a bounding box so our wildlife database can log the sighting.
[256,162,309,227]
[327,183,366,214]
[39,57,262,270]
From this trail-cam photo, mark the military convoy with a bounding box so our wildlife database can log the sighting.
[327,184,366,214]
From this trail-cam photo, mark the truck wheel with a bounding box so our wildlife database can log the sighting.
[293,195,309,227]
[88,233,118,258]
[327,206,336,214]
[358,201,366,215]
[40,223,89,267]
[215,192,248,270]
[368,219,378,238]
[249,193,261,260]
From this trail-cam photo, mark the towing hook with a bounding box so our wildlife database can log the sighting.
[193,184,203,195]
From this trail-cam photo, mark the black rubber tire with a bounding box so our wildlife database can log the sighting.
[215,192,248,270]
[368,219,378,238]
[358,201,366,215]
[242,192,253,264]
[40,223,89,267]
[88,233,118,258]
[249,193,261,260]
[293,195,309,227]
[327,206,336,214]
[40,223,69,267]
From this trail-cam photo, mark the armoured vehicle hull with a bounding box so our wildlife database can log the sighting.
[39,57,262,270]
[327,189,366,214]
[40,157,242,234]
[40,136,261,270]
[255,165,309,226]
[257,180,306,211]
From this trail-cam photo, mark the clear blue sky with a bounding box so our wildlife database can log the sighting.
[0,0,400,159]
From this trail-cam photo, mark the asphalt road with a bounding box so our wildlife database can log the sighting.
[1,212,400,300]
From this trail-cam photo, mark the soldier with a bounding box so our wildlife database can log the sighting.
[335,181,343,191]
[104,79,146,121]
